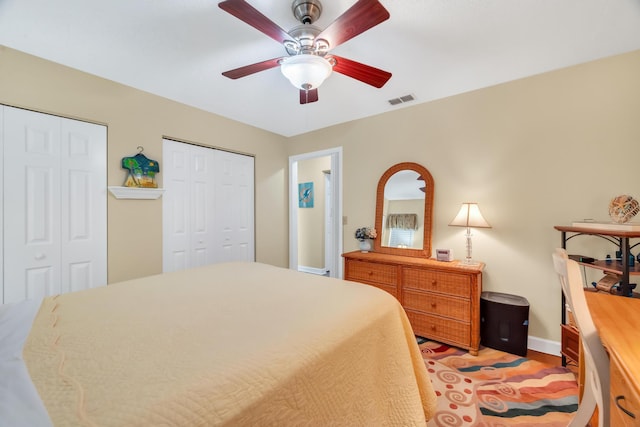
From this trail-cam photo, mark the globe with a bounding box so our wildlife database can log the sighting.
[608,195,640,224]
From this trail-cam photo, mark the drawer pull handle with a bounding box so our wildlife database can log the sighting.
[431,280,437,286]
[367,271,373,276]
[616,395,636,419]
[431,302,436,308]
[430,325,436,331]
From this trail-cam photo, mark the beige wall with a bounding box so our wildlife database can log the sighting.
[3,43,640,344]
[0,46,289,283]
[287,50,640,343]
[297,156,331,269]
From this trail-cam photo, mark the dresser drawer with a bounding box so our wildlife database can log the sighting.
[403,267,471,298]
[611,355,640,426]
[346,260,397,286]
[403,289,470,321]
[405,309,470,347]
[560,324,580,364]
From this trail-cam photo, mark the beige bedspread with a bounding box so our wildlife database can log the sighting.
[23,262,436,426]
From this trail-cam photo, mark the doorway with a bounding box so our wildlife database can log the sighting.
[289,147,342,278]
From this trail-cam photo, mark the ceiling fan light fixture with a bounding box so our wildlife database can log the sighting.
[280,54,332,90]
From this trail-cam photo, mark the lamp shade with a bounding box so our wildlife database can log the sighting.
[449,203,491,228]
[280,54,332,90]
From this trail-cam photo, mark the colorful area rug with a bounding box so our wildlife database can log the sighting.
[419,339,578,426]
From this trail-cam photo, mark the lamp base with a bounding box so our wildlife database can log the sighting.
[464,231,476,265]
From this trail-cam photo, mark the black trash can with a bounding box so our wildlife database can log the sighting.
[480,291,529,357]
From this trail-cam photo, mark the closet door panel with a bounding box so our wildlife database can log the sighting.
[60,118,107,294]
[236,154,254,261]
[25,267,55,300]
[216,182,234,262]
[162,139,190,272]
[163,140,254,271]
[189,145,215,268]
[2,106,106,303]
[213,150,254,263]
[3,107,62,303]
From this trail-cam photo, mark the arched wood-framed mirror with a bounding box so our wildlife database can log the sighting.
[373,162,434,258]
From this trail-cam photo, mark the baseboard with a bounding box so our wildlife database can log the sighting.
[297,266,328,276]
[527,336,561,356]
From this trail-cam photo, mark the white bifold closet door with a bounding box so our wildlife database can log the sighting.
[162,139,254,272]
[1,106,107,304]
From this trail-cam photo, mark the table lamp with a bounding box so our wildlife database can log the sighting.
[449,202,491,265]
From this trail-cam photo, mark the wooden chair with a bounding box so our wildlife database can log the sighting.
[552,248,610,426]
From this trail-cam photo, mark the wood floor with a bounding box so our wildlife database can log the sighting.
[526,349,562,366]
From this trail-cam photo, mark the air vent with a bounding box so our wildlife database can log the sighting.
[388,94,416,106]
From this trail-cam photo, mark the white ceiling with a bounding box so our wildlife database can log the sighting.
[1,0,640,137]
[386,169,424,200]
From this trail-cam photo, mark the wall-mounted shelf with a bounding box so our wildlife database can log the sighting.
[108,186,165,200]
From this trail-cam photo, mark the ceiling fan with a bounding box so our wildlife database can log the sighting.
[218,0,392,104]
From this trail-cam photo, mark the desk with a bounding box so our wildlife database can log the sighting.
[585,291,640,425]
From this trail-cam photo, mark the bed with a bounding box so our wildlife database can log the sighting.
[0,262,436,426]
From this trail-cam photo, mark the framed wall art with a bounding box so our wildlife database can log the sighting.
[298,182,314,208]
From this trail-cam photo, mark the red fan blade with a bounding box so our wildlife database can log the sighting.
[300,88,319,104]
[316,0,389,49]
[222,57,283,79]
[219,0,292,44]
[330,55,391,88]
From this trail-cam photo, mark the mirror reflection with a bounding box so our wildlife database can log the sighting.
[374,162,433,258]
[381,170,425,249]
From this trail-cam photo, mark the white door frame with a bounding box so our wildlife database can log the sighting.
[323,170,332,275]
[289,147,343,278]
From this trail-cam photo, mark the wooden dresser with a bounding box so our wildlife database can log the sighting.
[343,251,484,355]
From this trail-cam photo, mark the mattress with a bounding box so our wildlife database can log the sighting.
[4,262,436,426]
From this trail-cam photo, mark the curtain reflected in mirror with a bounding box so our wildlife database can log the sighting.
[381,170,425,249]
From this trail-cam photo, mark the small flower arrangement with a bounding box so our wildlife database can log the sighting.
[355,227,377,241]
